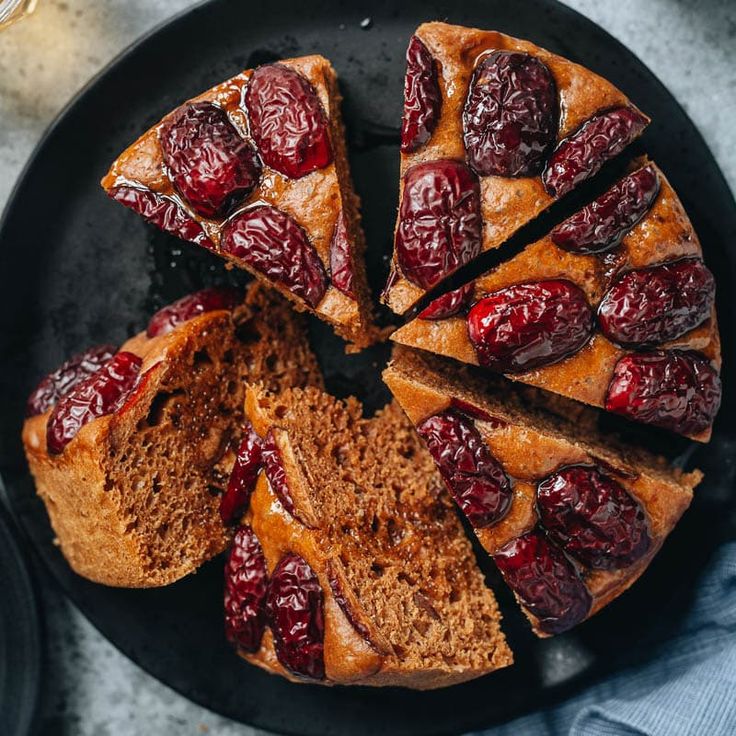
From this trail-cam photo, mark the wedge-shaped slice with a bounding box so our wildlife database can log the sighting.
[223,384,512,688]
[392,162,721,440]
[384,347,701,636]
[102,55,378,350]
[22,283,322,587]
[383,21,650,314]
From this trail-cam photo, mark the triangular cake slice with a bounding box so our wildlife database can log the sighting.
[384,347,701,636]
[392,162,721,441]
[383,21,650,314]
[102,55,378,350]
[22,283,322,587]
[221,384,512,688]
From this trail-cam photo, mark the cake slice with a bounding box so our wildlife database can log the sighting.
[383,347,702,636]
[392,162,721,441]
[102,55,378,350]
[222,384,512,688]
[22,283,322,587]
[383,21,650,314]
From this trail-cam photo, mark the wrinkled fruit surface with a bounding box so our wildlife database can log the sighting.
[605,351,721,435]
[26,344,117,417]
[543,107,648,198]
[147,286,242,338]
[598,258,715,347]
[221,205,327,308]
[261,430,300,521]
[494,528,592,635]
[109,186,213,248]
[463,51,557,177]
[160,102,261,219]
[467,280,593,373]
[418,283,474,320]
[401,35,442,153]
[396,160,482,290]
[246,64,332,179]
[537,465,651,570]
[224,525,268,652]
[329,213,355,298]
[266,553,325,680]
[46,352,142,454]
[220,423,264,525]
[417,409,512,527]
[551,165,660,254]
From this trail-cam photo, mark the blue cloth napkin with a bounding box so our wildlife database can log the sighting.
[476,541,736,736]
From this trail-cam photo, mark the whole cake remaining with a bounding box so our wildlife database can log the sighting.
[392,161,722,441]
[22,283,322,587]
[383,347,701,636]
[383,21,650,314]
[102,55,379,350]
[222,383,513,688]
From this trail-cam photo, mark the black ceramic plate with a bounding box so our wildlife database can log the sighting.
[1,1,735,734]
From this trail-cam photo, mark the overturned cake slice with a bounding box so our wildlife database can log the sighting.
[102,55,378,350]
[392,162,721,441]
[383,21,650,314]
[22,283,322,587]
[222,384,512,688]
[384,347,702,636]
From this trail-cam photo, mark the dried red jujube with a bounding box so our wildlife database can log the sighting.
[220,423,264,525]
[418,283,474,320]
[147,286,242,338]
[401,35,442,153]
[329,213,355,298]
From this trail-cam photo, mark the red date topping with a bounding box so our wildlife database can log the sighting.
[537,465,650,570]
[26,344,117,417]
[543,107,648,198]
[266,553,325,680]
[329,213,355,298]
[221,205,327,308]
[551,165,660,254]
[160,102,261,219]
[416,409,512,528]
[396,160,482,290]
[401,35,442,153]
[450,398,508,428]
[46,352,143,454]
[220,423,264,526]
[463,51,557,177]
[467,280,593,373]
[261,430,302,522]
[327,564,376,649]
[598,258,715,347]
[109,186,214,249]
[147,286,242,338]
[246,64,332,179]
[418,283,474,320]
[224,525,268,653]
[494,528,592,635]
[605,350,721,436]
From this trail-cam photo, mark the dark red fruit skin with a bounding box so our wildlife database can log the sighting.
[537,465,651,570]
[261,430,303,523]
[543,107,648,198]
[147,286,242,338]
[598,258,715,347]
[224,525,268,653]
[219,423,264,526]
[46,352,143,455]
[396,160,482,290]
[327,564,376,649]
[418,283,474,320]
[551,165,660,254]
[245,64,332,179]
[109,186,214,249]
[401,35,442,153]
[467,280,594,373]
[329,214,355,298]
[416,410,512,528]
[26,344,117,417]
[160,102,261,219]
[221,205,327,308]
[266,553,325,680]
[493,528,592,634]
[605,350,721,436]
[463,51,557,177]
[450,398,508,428]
